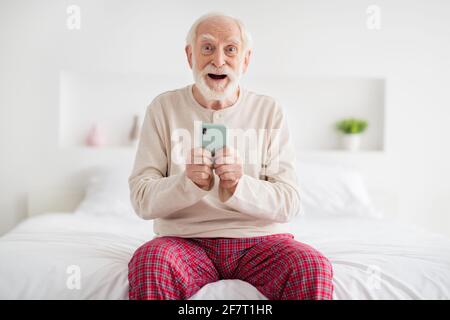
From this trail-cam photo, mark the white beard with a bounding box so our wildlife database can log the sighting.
[192,60,243,102]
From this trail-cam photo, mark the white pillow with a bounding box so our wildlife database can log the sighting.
[74,161,380,220]
[74,165,140,221]
[296,160,382,218]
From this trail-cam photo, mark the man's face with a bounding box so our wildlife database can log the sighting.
[186,16,251,101]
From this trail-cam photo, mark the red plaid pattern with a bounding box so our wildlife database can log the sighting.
[128,233,334,300]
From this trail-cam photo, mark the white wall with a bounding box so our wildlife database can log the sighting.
[1,0,450,236]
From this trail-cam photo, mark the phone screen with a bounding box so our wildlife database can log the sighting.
[201,123,227,157]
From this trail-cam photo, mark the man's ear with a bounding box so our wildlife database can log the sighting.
[185,45,193,69]
[242,49,252,74]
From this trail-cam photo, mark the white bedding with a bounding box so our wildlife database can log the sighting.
[0,213,449,299]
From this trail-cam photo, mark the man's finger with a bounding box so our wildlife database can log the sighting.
[194,172,210,180]
[214,147,234,158]
[191,166,212,175]
[192,147,212,157]
[190,155,213,166]
[219,172,235,181]
[215,164,237,176]
[192,178,210,187]
[214,155,238,165]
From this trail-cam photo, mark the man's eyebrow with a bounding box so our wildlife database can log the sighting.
[199,33,217,42]
[226,36,241,45]
[198,34,241,45]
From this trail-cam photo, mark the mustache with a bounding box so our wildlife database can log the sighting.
[199,64,237,80]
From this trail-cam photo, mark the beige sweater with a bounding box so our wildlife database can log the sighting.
[128,84,301,238]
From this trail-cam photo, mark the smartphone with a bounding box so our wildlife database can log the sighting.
[201,123,227,157]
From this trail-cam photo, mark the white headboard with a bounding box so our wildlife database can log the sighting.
[27,189,85,217]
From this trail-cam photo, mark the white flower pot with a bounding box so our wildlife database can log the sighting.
[341,134,361,151]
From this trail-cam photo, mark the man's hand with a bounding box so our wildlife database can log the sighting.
[214,146,243,197]
[186,148,214,191]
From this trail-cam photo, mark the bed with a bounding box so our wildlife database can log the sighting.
[1,161,449,299]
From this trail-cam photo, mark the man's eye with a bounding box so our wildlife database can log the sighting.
[201,45,213,53]
[227,46,238,54]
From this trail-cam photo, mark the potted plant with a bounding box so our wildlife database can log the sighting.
[335,118,368,151]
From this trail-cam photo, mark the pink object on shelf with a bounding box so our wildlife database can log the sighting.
[85,124,106,147]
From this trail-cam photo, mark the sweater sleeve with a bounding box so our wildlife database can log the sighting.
[128,99,209,220]
[221,104,302,223]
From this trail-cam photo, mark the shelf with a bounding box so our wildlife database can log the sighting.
[59,71,386,152]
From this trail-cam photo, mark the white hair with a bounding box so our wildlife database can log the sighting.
[185,12,253,53]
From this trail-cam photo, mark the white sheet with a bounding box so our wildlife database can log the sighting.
[0,213,449,299]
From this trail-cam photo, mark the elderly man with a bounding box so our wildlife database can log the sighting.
[127,12,334,300]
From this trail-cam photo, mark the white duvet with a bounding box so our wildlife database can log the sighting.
[0,213,449,299]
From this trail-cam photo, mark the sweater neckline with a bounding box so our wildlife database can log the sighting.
[187,83,244,115]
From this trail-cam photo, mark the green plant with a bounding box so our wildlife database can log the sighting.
[336,118,368,134]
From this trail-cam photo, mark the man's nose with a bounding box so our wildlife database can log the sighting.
[212,50,226,68]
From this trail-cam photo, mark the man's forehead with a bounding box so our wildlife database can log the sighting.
[198,33,241,44]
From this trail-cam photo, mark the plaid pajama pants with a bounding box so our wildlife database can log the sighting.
[128,233,334,300]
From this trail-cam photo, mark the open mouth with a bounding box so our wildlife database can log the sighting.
[207,73,227,80]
